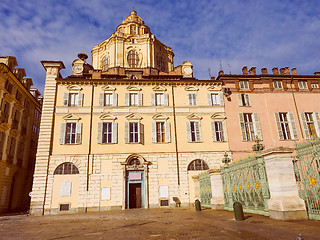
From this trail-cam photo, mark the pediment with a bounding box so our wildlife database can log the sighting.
[187,113,202,120]
[152,113,169,121]
[101,85,116,91]
[152,85,167,92]
[126,85,142,91]
[63,113,81,121]
[126,113,142,120]
[67,85,82,92]
[99,113,117,120]
[185,86,199,91]
[211,112,226,120]
[207,85,221,91]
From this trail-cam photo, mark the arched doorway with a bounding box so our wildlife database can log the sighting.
[122,154,151,209]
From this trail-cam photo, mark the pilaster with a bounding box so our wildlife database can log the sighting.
[209,169,225,210]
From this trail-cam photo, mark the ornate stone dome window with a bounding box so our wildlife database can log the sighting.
[127,50,139,68]
[101,55,108,71]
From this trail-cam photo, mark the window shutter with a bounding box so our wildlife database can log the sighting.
[253,113,263,140]
[113,93,118,106]
[312,112,320,137]
[194,94,198,106]
[139,122,144,144]
[60,123,66,144]
[186,122,191,142]
[152,122,157,143]
[208,94,212,106]
[188,93,192,106]
[288,112,299,140]
[220,121,225,141]
[165,121,171,143]
[125,93,129,106]
[196,122,202,142]
[64,93,69,106]
[274,113,284,140]
[300,112,310,139]
[219,93,224,106]
[138,93,143,106]
[211,121,216,141]
[76,122,82,144]
[125,122,129,143]
[237,94,243,106]
[245,94,250,106]
[78,93,83,106]
[239,113,247,141]
[151,93,155,106]
[99,93,104,106]
[112,122,118,143]
[164,93,169,106]
[97,122,103,143]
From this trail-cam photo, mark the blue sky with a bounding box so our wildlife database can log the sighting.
[1,0,320,93]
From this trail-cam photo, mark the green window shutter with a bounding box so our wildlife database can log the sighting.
[152,122,156,143]
[112,122,118,143]
[274,113,284,140]
[207,93,212,106]
[253,113,263,140]
[138,93,143,106]
[64,93,69,106]
[60,123,66,144]
[288,112,299,140]
[97,122,103,144]
[186,122,191,142]
[312,112,320,137]
[164,93,169,106]
[125,93,129,106]
[99,93,104,106]
[125,122,129,143]
[300,112,310,139]
[113,93,118,106]
[165,121,171,143]
[78,93,83,106]
[219,93,224,106]
[211,121,216,141]
[239,113,247,141]
[76,122,82,144]
[151,93,155,106]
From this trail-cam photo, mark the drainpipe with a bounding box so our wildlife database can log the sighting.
[87,82,94,193]
[290,76,304,138]
[171,81,180,185]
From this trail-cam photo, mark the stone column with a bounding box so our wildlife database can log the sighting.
[209,169,225,210]
[30,61,65,215]
[261,147,308,220]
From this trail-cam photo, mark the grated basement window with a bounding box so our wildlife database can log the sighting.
[160,200,169,206]
[59,204,70,211]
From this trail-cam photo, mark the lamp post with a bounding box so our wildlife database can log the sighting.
[222,152,231,164]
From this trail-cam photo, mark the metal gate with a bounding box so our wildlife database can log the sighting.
[199,172,212,208]
[294,138,320,220]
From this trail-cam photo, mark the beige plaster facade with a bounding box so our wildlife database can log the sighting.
[31,11,230,215]
[0,56,42,213]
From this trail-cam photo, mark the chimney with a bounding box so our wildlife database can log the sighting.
[284,67,290,75]
[261,68,268,75]
[280,68,285,75]
[23,78,33,91]
[249,67,256,75]
[272,67,279,75]
[219,70,224,75]
[314,72,320,75]
[13,68,26,81]
[242,66,248,75]
[291,68,297,75]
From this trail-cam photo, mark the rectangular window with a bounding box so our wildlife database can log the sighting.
[5,80,13,94]
[239,80,249,89]
[69,93,79,106]
[311,83,319,89]
[210,93,220,106]
[298,81,308,89]
[305,113,318,138]
[188,121,201,142]
[155,93,164,106]
[130,25,137,34]
[212,121,224,141]
[238,93,250,107]
[188,93,197,106]
[102,122,113,143]
[65,123,77,144]
[279,113,291,140]
[129,122,139,143]
[104,93,113,106]
[156,122,165,142]
[7,137,16,164]
[243,113,255,141]
[0,101,10,123]
[0,132,5,159]
[273,81,283,89]
[129,93,139,106]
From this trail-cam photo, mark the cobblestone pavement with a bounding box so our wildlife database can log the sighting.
[0,208,319,240]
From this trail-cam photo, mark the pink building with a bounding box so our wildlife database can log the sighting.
[217,66,320,160]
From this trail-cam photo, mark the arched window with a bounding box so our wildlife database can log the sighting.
[101,55,108,71]
[54,162,79,175]
[127,50,139,68]
[129,158,140,165]
[187,159,209,171]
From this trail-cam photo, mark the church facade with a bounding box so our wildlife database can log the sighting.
[30,11,229,215]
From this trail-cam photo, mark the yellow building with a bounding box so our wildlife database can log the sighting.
[31,11,229,215]
[0,56,42,213]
